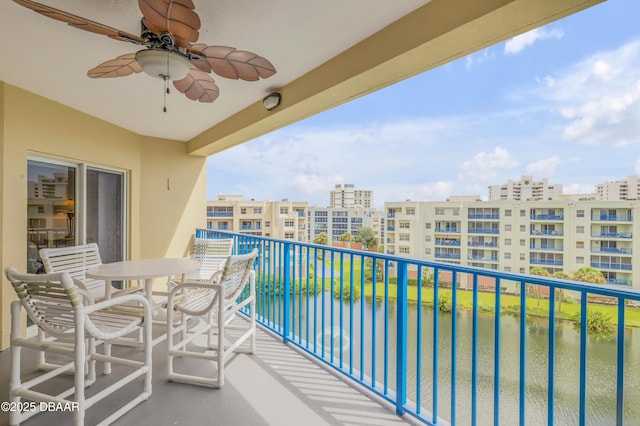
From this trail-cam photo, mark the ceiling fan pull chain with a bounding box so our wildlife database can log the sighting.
[163,74,168,113]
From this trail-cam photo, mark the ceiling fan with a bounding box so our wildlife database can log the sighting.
[13,0,277,110]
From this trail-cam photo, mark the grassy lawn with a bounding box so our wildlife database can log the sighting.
[363,282,640,328]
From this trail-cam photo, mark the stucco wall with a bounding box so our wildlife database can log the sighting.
[0,82,207,349]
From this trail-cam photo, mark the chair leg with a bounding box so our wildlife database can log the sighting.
[36,328,47,369]
[9,302,22,426]
[74,318,86,426]
[217,302,225,387]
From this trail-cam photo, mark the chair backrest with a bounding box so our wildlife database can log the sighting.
[39,243,105,299]
[215,249,258,303]
[5,267,81,337]
[185,238,234,282]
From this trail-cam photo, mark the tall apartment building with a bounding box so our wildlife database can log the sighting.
[597,175,640,201]
[489,176,563,201]
[206,195,308,241]
[330,184,373,208]
[385,200,640,288]
[307,206,384,245]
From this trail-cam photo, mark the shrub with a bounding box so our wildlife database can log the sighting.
[438,294,452,313]
[333,283,361,302]
[571,311,616,337]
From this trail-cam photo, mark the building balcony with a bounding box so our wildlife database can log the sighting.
[207,212,234,217]
[530,245,563,251]
[606,278,632,286]
[592,232,633,239]
[530,214,564,220]
[468,228,499,234]
[467,255,498,262]
[530,258,563,266]
[434,252,461,260]
[591,214,633,222]
[435,238,461,246]
[467,241,498,248]
[240,225,261,230]
[591,247,632,255]
[467,214,499,219]
[530,230,564,236]
[435,228,460,233]
[591,262,632,271]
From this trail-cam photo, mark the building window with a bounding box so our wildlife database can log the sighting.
[520,210,526,217]
[254,208,262,214]
[425,248,431,255]
[519,268,525,273]
[399,247,410,254]
[505,238,511,246]
[285,220,294,227]
[505,267,512,272]
[520,225,526,232]
[406,207,415,215]
[505,253,511,259]
[265,221,270,227]
[400,221,410,229]
[576,256,584,264]
[425,235,431,242]
[399,233,410,241]
[435,208,444,215]
[520,239,525,246]
[285,233,294,239]
[576,241,584,249]
[505,224,512,231]
[505,209,512,217]
[280,207,288,214]
[576,226,584,234]
[240,208,246,214]
[520,253,526,260]
[425,223,431,229]
[577,209,584,218]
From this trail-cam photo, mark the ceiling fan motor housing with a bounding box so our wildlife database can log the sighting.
[135,48,191,81]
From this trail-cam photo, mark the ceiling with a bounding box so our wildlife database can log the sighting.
[0,0,604,155]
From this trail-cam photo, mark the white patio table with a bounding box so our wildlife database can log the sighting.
[86,257,200,314]
[87,258,200,354]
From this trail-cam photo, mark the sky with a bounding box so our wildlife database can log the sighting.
[206,0,640,208]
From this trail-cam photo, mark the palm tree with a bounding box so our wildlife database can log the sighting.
[552,271,570,314]
[571,266,606,284]
[529,266,550,310]
[339,232,355,243]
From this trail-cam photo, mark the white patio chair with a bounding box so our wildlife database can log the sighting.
[166,249,257,387]
[166,238,234,289]
[4,268,152,426]
[39,243,141,301]
[38,243,144,369]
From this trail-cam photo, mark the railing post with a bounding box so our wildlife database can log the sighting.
[395,260,408,415]
[283,242,291,343]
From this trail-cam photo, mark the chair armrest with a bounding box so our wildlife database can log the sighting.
[83,294,152,315]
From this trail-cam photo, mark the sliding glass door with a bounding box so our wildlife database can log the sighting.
[86,167,124,264]
[27,158,126,273]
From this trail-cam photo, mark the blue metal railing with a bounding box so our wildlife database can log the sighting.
[467,214,499,219]
[196,228,640,426]
[592,214,633,222]
[468,228,499,234]
[207,211,233,217]
[530,214,564,220]
[591,247,632,254]
[591,262,632,271]
[530,230,564,236]
[592,232,633,238]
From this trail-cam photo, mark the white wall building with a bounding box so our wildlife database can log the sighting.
[489,176,563,201]
[597,175,640,201]
[330,184,373,208]
[307,206,384,245]
[384,199,640,288]
[206,195,308,241]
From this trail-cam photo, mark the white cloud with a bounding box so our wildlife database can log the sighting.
[459,147,518,181]
[525,156,562,176]
[538,39,640,146]
[635,158,640,173]
[465,48,496,69]
[504,28,564,55]
[563,183,597,195]
[288,174,343,196]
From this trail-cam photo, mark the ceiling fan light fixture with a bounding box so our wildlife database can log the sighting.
[135,49,190,81]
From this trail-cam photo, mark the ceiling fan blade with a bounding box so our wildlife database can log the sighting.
[190,44,276,81]
[87,54,143,78]
[173,68,220,103]
[13,0,146,44]
[138,0,200,49]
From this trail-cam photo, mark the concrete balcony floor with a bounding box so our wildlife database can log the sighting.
[0,319,414,426]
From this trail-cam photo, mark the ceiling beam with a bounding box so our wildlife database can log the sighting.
[187,0,605,157]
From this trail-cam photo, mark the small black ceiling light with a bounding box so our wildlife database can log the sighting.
[263,92,281,111]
